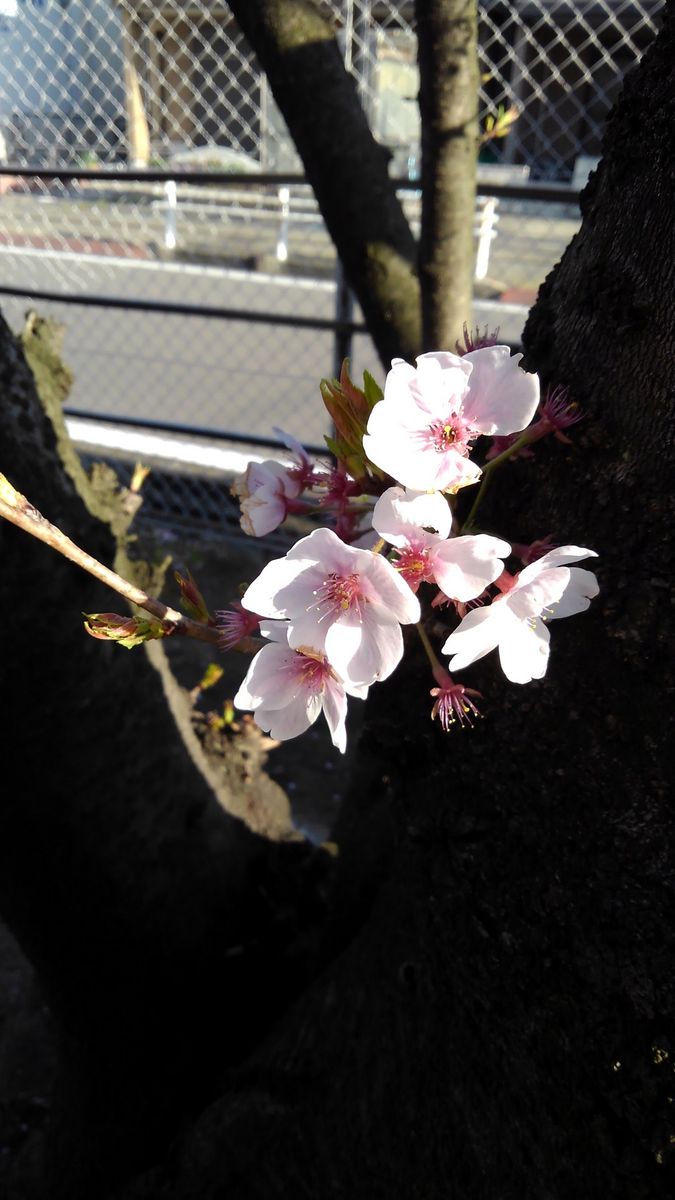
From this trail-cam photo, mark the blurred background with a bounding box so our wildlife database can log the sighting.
[0,0,661,527]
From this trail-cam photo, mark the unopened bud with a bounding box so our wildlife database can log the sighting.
[175,568,211,623]
[83,611,170,648]
[320,361,385,483]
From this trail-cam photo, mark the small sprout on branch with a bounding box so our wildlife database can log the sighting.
[175,567,212,623]
[83,612,172,649]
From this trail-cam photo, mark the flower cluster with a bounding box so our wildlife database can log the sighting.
[223,340,599,752]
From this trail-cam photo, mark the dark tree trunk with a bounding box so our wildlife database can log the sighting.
[0,315,330,1198]
[117,8,673,1198]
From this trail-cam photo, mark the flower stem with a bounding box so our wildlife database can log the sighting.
[0,474,221,646]
[461,432,532,532]
[416,621,441,672]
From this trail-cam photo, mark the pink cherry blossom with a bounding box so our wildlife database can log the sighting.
[430,676,482,730]
[232,459,302,538]
[528,385,583,444]
[442,545,599,684]
[372,486,510,600]
[240,527,420,688]
[362,347,539,493]
[234,622,365,752]
[215,602,262,650]
[455,322,501,355]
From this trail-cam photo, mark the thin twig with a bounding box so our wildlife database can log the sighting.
[0,474,220,646]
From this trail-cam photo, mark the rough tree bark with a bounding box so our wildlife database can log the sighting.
[1,7,673,1200]
[417,0,479,348]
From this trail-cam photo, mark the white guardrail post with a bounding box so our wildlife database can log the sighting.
[164,179,177,251]
[474,195,498,281]
[276,185,290,262]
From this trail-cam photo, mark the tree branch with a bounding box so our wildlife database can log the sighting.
[416,0,479,348]
[227,0,422,365]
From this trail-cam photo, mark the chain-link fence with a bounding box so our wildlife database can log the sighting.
[0,0,663,518]
[0,1,661,179]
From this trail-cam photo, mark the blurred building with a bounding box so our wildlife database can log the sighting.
[0,0,662,179]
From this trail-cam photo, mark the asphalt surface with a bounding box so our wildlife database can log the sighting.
[0,245,534,452]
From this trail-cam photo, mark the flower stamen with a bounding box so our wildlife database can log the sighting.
[430,680,482,730]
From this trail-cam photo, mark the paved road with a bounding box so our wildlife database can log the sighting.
[0,245,530,454]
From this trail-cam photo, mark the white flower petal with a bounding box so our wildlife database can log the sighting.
[271,426,311,468]
[321,677,348,753]
[497,614,550,684]
[362,430,431,490]
[326,610,404,686]
[507,567,571,623]
[431,534,510,602]
[234,642,299,710]
[258,619,290,643]
[366,391,428,439]
[460,346,540,435]
[385,357,419,392]
[372,486,452,548]
[283,525,355,566]
[322,617,366,682]
[287,610,329,656]
[433,451,482,495]
[240,555,311,618]
[520,545,598,581]
[365,553,421,624]
[240,492,288,538]
[255,693,322,742]
[441,604,504,671]
[547,567,599,619]
[414,352,471,415]
[345,679,370,700]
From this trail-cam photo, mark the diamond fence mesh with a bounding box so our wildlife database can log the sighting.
[0,0,662,523]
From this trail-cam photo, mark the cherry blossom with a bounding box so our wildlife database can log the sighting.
[362,346,540,493]
[240,526,420,687]
[455,322,501,355]
[528,385,583,444]
[234,622,366,752]
[372,486,510,600]
[215,602,262,650]
[441,546,599,684]
[232,459,302,538]
[430,677,482,730]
